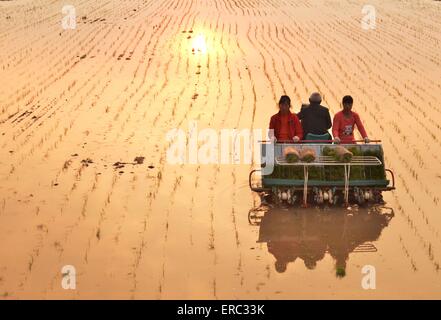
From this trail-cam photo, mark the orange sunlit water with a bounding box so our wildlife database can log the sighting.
[1,0,441,300]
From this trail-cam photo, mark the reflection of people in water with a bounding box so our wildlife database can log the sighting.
[259,209,302,273]
[257,206,393,276]
[327,210,392,277]
[258,208,327,273]
[268,241,300,273]
[298,212,327,270]
[299,241,327,270]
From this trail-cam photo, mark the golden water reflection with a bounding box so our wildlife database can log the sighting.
[249,206,394,277]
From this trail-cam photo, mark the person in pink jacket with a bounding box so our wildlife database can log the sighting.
[332,95,370,144]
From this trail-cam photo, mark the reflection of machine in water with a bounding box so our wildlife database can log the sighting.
[249,206,394,276]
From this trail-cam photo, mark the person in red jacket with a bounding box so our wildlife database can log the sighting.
[269,95,303,143]
[332,95,370,144]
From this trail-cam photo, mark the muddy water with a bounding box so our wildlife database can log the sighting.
[0,0,441,299]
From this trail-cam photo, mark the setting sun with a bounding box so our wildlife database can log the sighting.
[192,33,207,54]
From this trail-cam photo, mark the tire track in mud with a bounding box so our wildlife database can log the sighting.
[246,23,277,103]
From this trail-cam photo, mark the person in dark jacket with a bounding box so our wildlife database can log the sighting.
[297,92,332,141]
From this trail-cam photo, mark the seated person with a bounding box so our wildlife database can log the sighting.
[332,95,370,144]
[297,92,332,141]
[269,95,303,143]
